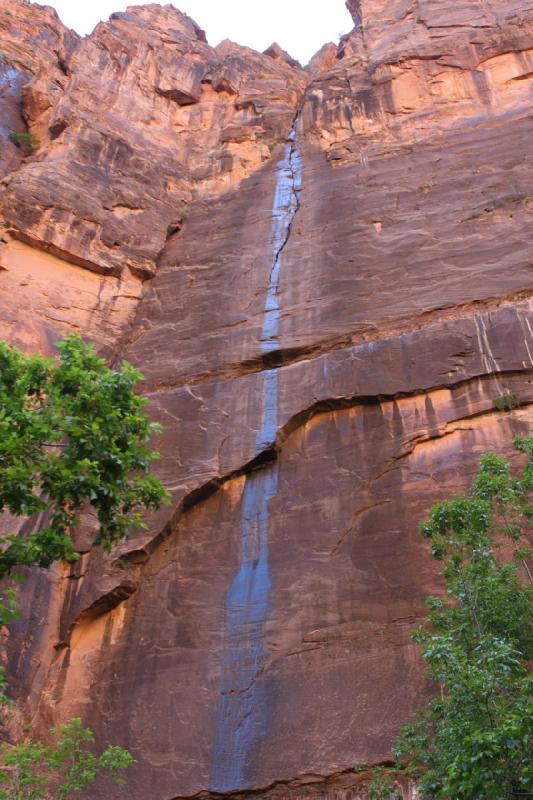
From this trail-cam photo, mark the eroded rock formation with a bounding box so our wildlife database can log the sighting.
[0,1,532,798]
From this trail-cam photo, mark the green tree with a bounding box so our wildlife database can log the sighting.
[0,334,169,708]
[364,435,533,799]
[0,588,18,704]
[0,337,160,795]
[0,334,169,579]
[0,718,134,799]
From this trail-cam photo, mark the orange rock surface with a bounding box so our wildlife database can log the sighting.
[0,1,532,798]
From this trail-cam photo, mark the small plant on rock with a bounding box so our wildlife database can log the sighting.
[8,132,39,155]
[366,768,402,800]
[493,392,520,412]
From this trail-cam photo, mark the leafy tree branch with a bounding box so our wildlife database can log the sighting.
[362,435,533,800]
[0,334,170,581]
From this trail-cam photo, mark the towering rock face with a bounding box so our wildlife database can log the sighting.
[0,0,303,350]
[306,0,533,157]
[1,1,532,798]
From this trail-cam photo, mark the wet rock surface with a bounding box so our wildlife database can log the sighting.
[1,1,532,799]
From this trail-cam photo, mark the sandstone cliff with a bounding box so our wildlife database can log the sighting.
[0,1,532,798]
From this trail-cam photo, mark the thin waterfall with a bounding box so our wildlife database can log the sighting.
[261,116,303,356]
[210,115,302,792]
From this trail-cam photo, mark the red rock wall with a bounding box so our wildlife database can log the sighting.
[1,1,532,798]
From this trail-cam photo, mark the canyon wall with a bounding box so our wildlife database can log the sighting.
[0,1,532,798]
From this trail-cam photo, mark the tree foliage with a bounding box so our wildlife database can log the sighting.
[364,435,533,799]
[0,334,169,579]
[0,718,134,799]
[0,337,156,794]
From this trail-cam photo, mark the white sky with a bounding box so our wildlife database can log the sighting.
[45,1,353,65]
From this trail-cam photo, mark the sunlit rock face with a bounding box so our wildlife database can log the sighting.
[1,0,532,798]
[0,0,304,350]
[305,0,533,159]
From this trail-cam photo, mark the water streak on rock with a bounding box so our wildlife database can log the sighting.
[210,116,302,792]
[261,117,303,354]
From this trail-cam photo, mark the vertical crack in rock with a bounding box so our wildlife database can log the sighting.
[210,111,303,794]
[257,109,303,453]
[261,111,303,359]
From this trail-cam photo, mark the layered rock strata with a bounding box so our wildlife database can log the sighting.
[0,1,532,799]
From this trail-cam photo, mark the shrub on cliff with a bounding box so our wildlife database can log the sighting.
[7,132,39,155]
[363,435,533,799]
